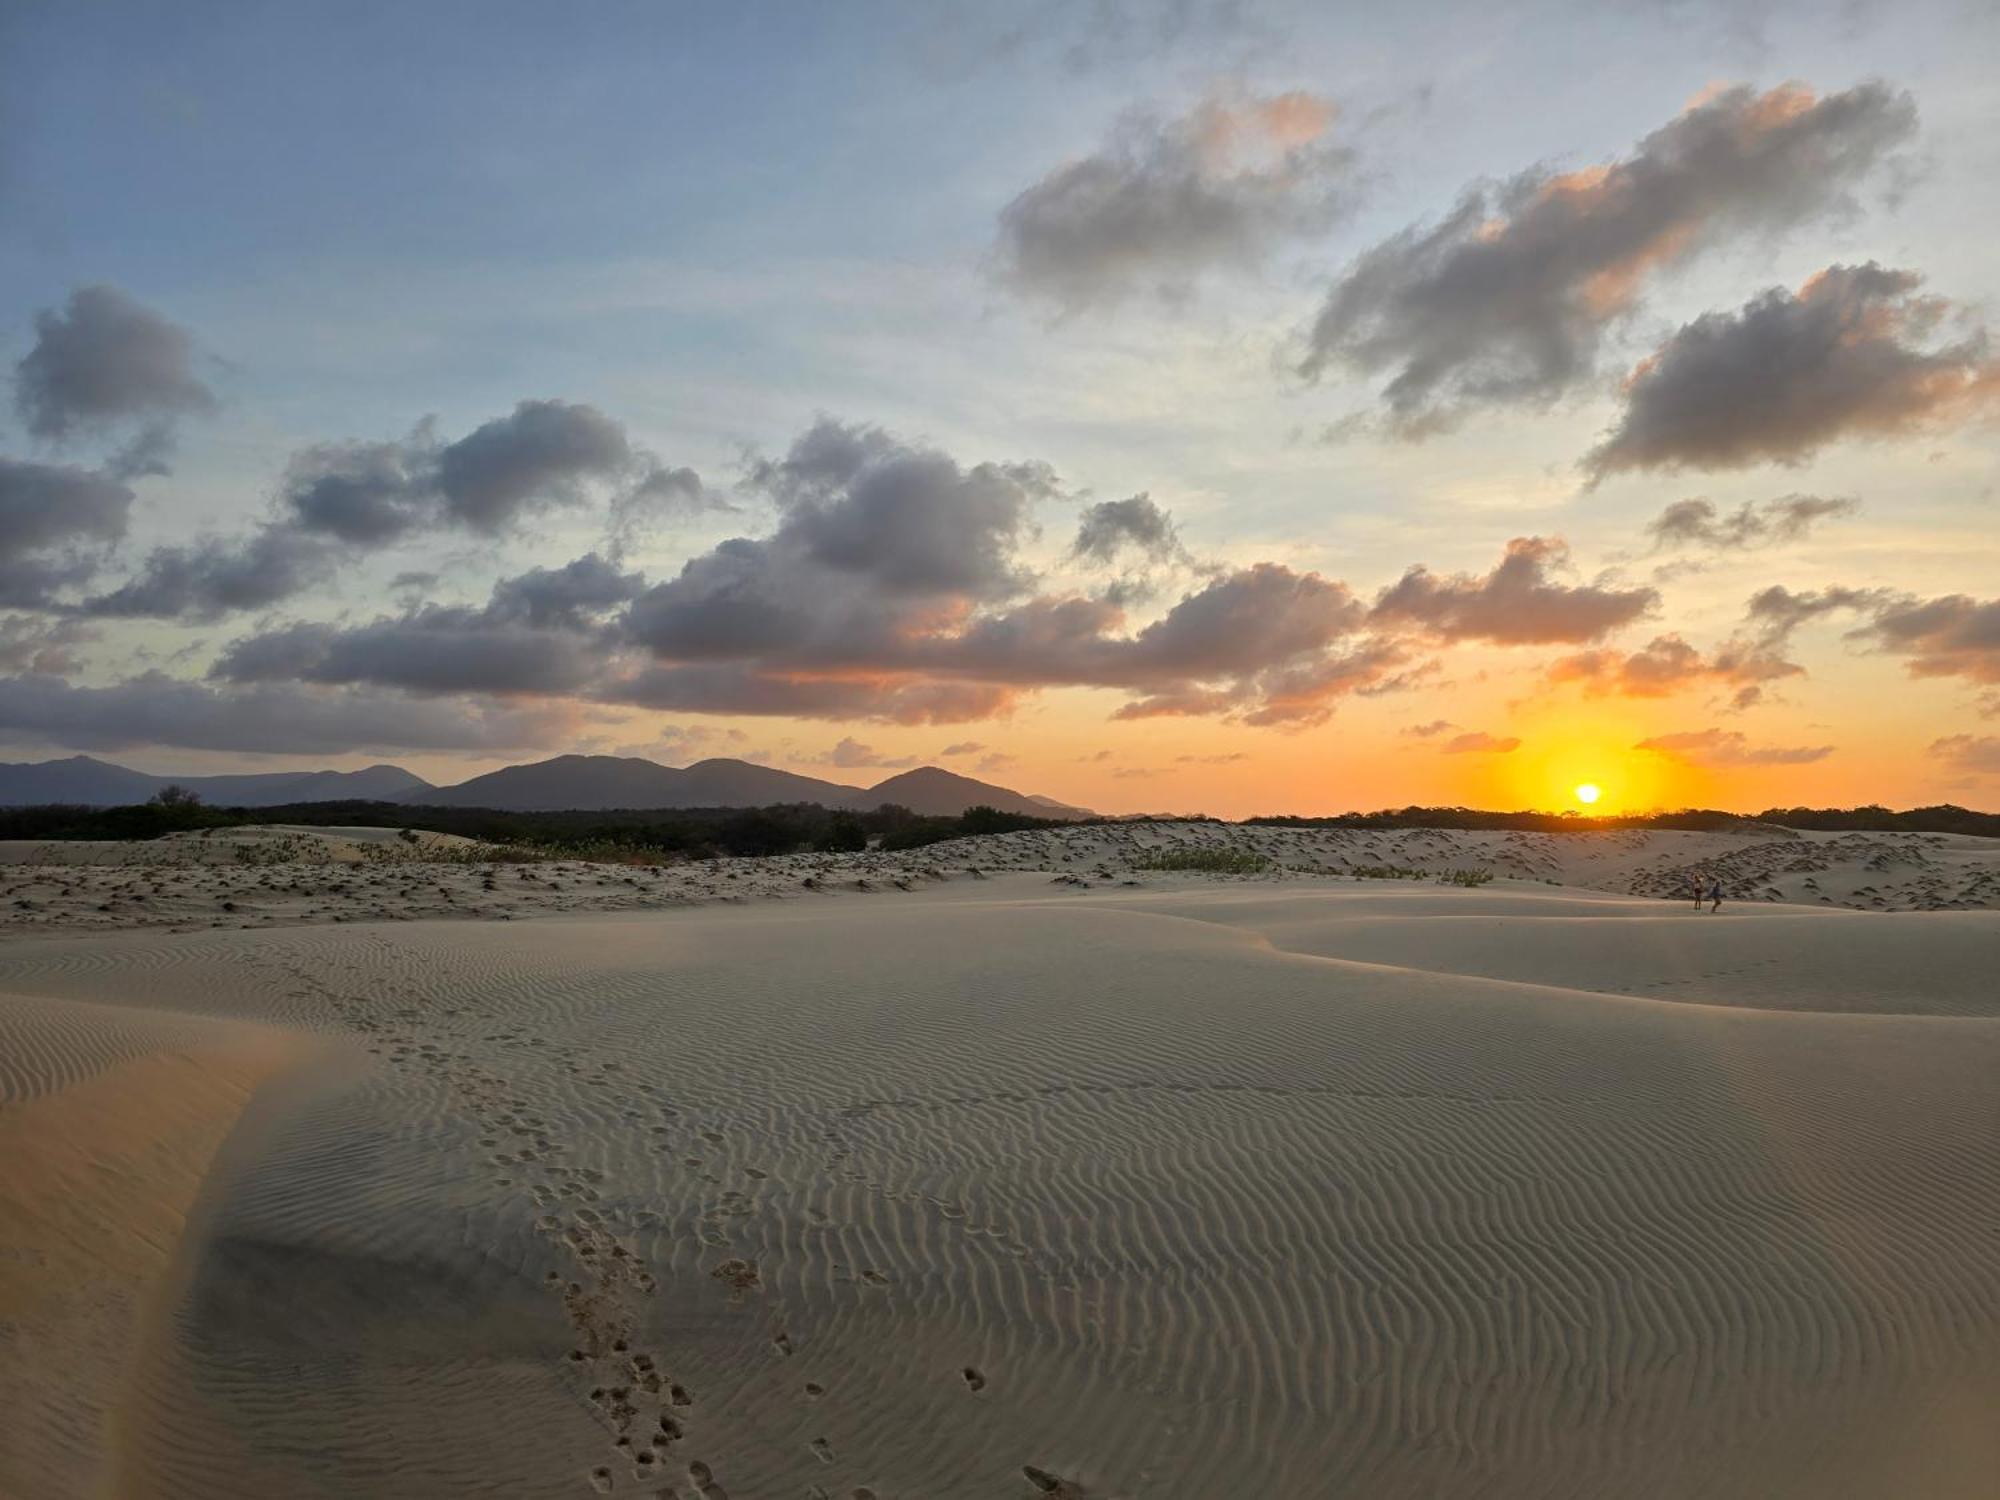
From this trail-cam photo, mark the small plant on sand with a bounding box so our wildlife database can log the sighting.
[1349,863,1426,881]
[1130,848,1271,874]
[1436,868,1494,887]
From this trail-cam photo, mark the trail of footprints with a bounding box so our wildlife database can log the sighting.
[256,948,1085,1498]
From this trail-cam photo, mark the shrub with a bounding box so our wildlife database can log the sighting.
[1130,848,1271,874]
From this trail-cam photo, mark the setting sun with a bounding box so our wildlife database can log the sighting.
[1575,783,1602,806]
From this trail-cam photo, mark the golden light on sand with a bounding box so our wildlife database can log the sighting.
[1575,782,1602,806]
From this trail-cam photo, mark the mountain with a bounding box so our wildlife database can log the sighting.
[675,759,863,808]
[410,755,1092,817]
[0,755,432,808]
[0,751,1093,820]
[409,755,866,812]
[409,755,699,811]
[852,766,1092,819]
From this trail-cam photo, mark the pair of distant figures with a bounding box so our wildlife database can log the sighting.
[1690,876,1723,913]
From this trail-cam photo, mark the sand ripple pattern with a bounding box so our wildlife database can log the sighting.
[0,883,1994,1498]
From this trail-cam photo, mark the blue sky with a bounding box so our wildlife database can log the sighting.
[1,0,1995,812]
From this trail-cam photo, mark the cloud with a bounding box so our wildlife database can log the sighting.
[1071,493,1182,564]
[0,616,96,675]
[1850,592,2000,687]
[1636,727,1833,766]
[997,89,1352,309]
[1296,82,1915,433]
[435,399,632,532]
[14,286,217,469]
[71,399,699,622]
[81,527,335,622]
[1928,734,2000,775]
[1371,536,1656,644]
[1441,730,1520,754]
[1176,751,1248,763]
[282,399,640,543]
[1588,264,2000,475]
[280,428,443,546]
[1400,718,1456,738]
[616,418,1392,726]
[0,458,133,606]
[817,736,916,769]
[940,740,984,757]
[1646,493,1858,550]
[486,552,645,629]
[606,463,717,554]
[976,751,1019,773]
[1545,631,1801,705]
[208,553,633,695]
[0,672,577,755]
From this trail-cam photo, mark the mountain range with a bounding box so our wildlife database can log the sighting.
[0,754,1092,819]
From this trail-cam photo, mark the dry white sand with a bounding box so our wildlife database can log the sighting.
[1,823,1996,1497]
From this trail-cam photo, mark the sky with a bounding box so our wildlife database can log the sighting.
[1,0,1996,817]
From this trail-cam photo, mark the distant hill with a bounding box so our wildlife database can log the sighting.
[411,754,1092,817]
[0,755,431,808]
[0,750,1095,820]
[851,766,1092,819]
[409,754,864,812]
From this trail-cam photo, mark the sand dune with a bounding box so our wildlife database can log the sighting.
[0,819,1992,943]
[1,827,1996,1497]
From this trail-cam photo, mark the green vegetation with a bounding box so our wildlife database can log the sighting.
[1348,863,1425,880]
[0,797,1080,861]
[1130,847,1272,874]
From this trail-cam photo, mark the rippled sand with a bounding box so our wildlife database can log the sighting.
[2,860,1997,1498]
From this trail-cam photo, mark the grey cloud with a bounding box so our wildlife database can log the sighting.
[282,431,440,545]
[1743,583,1884,642]
[0,671,577,755]
[1400,718,1456,738]
[14,285,217,446]
[1588,264,2000,475]
[1298,82,1915,433]
[436,399,631,532]
[0,458,133,605]
[282,402,680,546]
[208,553,633,695]
[1371,537,1656,644]
[762,420,1048,597]
[1072,493,1182,564]
[210,609,603,697]
[940,740,984,757]
[605,664,1017,725]
[178,420,1551,734]
[487,553,645,629]
[82,528,335,622]
[0,616,96,675]
[998,90,1352,309]
[1850,592,2000,687]
[1647,493,1858,550]
[84,399,698,623]
[1636,727,1833,766]
[607,463,716,552]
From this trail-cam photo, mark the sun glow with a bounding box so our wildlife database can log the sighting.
[1574,782,1602,806]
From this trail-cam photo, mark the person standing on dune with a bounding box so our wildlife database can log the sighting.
[1691,873,1705,910]
[1708,878,1724,914]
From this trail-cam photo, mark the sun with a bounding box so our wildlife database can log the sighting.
[1574,782,1602,806]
